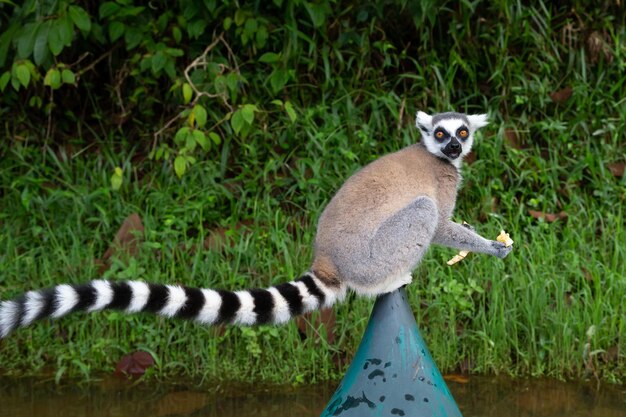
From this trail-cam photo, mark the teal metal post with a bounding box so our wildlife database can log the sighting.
[321,288,463,416]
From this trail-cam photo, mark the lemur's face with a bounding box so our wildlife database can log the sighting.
[415,111,489,165]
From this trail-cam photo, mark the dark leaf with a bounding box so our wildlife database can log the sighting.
[114,350,155,378]
[17,22,41,58]
[296,307,336,344]
[608,162,624,178]
[550,86,573,103]
[602,345,619,363]
[96,213,144,273]
[33,21,52,65]
[109,21,125,42]
[57,15,74,46]
[69,5,92,32]
[504,128,522,149]
[528,210,568,222]
[48,21,64,56]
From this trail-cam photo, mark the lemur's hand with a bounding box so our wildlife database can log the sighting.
[490,240,513,259]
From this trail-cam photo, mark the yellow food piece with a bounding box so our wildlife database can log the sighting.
[446,250,469,266]
[496,230,514,247]
[447,229,513,265]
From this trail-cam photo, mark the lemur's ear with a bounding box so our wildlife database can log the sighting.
[467,114,489,130]
[415,111,433,134]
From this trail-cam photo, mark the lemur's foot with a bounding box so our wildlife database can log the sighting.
[491,241,513,259]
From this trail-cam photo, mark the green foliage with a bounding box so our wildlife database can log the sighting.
[2,0,519,176]
[0,0,625,384]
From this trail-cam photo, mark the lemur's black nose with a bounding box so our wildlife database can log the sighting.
[450,141,460,150]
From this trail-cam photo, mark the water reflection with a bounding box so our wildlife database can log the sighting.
[0,375,623,417]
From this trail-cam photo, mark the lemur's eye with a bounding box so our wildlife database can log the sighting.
[459,129,468,138]
[435,131,444,139]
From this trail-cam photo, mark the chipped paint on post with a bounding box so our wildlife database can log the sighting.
[320,288,463,417]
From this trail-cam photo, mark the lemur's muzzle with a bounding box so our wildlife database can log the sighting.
[443,138,462,159]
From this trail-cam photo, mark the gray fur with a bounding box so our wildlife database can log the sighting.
[432,221,512,258]
[432,112,469,125]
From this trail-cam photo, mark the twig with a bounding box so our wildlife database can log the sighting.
[113,62,130,120]
[77,48,116,78]
[152,32,238,153]
[67,52,91,70]
[45,88,54,146]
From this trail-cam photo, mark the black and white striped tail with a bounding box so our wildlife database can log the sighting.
[0,273,346,338]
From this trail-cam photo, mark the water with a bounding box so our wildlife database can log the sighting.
[0,375,624,417]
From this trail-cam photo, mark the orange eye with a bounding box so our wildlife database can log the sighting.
[459,129,468,138]
[435,131,444,139]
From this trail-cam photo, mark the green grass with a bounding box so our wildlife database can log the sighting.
[0,2,625,384]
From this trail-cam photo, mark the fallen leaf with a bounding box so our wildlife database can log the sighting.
[41,181,58,191]
[457,358,472,374]
[602,345,619,363]
[550,86,573,103]
[203,220,254,252]
[296,307,336,344]
[443,374,470,384]
[564,291,573,306]
[114,350,155,378]
[96,213,144,273]
[464,151,477,165]
[608,162,625,178]
[332,350,350,370]
[504,128,522,149]
[587,31,613,64]
[528,210,568,222]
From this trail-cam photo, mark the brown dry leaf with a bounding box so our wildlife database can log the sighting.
[564,291,573,306]
[332,350,350,370]
[464,151,477,165]
[608,162,625,178]
[154,391,210,417]
[443,374,470,384]
[528,210,568,222]
[504,129,522,149]
[96,213,144,273]
[41,181,58,191]
[602,345,619,363]
[550,86,573,103]
[203,220,254,252]
[296,307,336,344]
[457,357,472,374]
[587,31,614,64]
[114,350,155,378]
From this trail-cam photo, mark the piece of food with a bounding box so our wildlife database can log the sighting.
[446,229,513,265]
[496,230,514,247]
[446,250,470,266]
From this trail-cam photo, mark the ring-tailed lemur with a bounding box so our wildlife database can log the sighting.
[0,111,512,338]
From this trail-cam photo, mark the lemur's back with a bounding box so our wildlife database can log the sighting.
[312,144,459,295]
